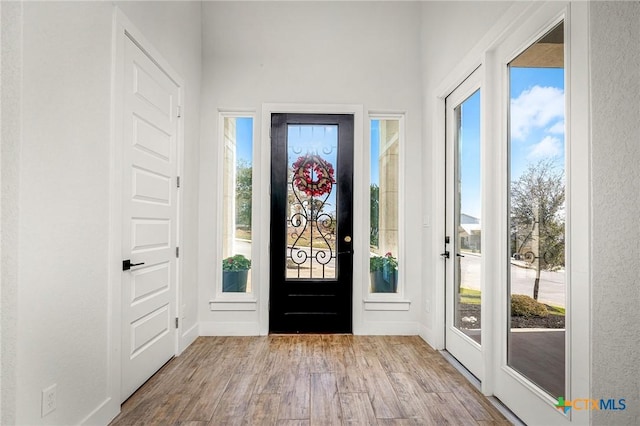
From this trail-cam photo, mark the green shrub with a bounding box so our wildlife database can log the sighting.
[511,294,549,318]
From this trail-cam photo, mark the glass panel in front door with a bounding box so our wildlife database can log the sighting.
[455,90,482,344]
[286,125,338,280]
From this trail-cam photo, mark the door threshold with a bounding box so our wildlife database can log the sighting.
[440,349,481,388]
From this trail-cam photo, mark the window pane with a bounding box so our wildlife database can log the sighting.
[455,90,482,343]
[285,125,338,280]
[508,22,566,398]
[222,117,253,292]
[370,119,400,293]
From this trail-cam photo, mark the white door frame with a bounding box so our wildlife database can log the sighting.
[490,2,590,424]
[431,2,589,423]
[108,6,185,411]
[444,67,484,381]
[259,104,364,335]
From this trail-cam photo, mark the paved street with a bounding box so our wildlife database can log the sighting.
[233,240,566,308]
[233,239,252,259]
[460,252,566,308]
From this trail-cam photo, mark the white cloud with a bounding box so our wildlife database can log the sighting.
[528,136,562,159]
[511,86,564,141]
[547,120,565,135]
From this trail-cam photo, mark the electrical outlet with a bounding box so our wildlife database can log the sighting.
[41,384,57,417]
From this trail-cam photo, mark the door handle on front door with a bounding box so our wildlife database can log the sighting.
[440,251,450,259]
[122,259,145,271]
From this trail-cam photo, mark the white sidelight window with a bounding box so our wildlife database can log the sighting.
[369,116,403,295]
[220,115,254,294]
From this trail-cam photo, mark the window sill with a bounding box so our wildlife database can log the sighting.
[209,297,257,311]
[363,298,411,311]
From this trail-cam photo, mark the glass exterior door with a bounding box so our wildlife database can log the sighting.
[492,6,577,424]
[507,21,566,400]
[270,114,354,333]
[445,70,483,379]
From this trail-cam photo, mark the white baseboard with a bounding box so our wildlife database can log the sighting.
[418,323,431,345]
[356,320,419,336]
[199,321,260,336]
[418,322,445,350]
[80,396,119,426]
[197,320,437,340]
[179,322,199,353]
[417,323,439,349]
[363,298,411,311]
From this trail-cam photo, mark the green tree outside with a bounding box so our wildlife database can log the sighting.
[236,160,252,238]
[511,160,565,300]
[370,184,379,247]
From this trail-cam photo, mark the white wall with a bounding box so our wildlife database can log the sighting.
[17,3,114,423]
[199,1,424,334]
[589,2,640,424]
[1,2,201,424]
[1,2,23,423]
[419,1,515,343]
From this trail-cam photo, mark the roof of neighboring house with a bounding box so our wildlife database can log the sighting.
[461,213,480,224]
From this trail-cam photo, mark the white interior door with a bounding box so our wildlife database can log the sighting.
[445,69,483,380]
[121,35,180,402]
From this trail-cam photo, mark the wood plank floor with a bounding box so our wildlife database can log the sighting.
[110,335,511,425]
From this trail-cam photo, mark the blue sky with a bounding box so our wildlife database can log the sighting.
[459,67,565,219]
[459,91,482,218]
[235,117,253,165]
[509,67,565,179]
[233,67,565,222]
[234,120,341,214]
[370,120,380,185]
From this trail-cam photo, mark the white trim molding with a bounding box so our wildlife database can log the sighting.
[365,112,408,311]
[210,110,258,312]
[200,321,261,336]
[428,2,590,424]
[363,299,411,311]
[357,320,420,336]
[210,299,258,312]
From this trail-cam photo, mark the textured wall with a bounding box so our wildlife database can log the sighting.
[420,2,515,94]
[3,2,202,424]
[419,1,515,338]
[1,3,23,424]
[590,2,640,424]
[17,3,113,423]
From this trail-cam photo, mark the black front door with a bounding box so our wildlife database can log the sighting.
[270,113,354,333]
